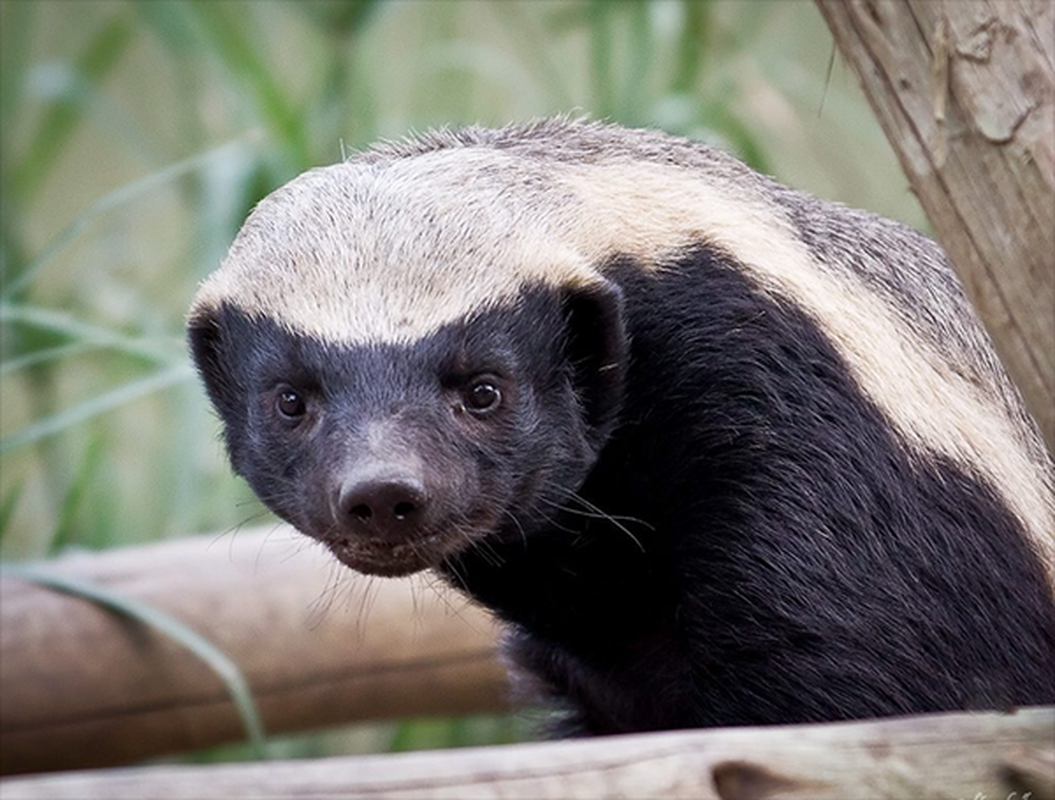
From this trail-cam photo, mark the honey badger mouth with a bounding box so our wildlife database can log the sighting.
[325,531,457,578]
[314,498,506,578]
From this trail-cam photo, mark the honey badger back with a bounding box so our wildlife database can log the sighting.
[189,119,1055,734]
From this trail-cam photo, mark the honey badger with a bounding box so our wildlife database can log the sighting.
[189,119,1055,733]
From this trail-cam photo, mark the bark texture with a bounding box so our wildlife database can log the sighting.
[1,706,1051,800]
[815,0,1055,452]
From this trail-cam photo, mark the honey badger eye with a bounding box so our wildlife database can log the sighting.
[277,390,306,419]
[465,381,501,413]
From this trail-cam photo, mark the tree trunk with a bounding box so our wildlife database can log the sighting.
[815,0,1055,453]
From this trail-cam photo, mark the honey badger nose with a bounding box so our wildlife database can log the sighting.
[336,473,429,541]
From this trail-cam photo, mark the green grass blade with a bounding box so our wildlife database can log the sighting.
[0,304,180,363]
[0,0,34,128]
[0,563,267,758]
[588,0,615,119]
[388,717,459,753]
[134,0,200,54]
[1,342,98,377]
[671,0,710,94]
[622,0,652,124]
[49,434,105,553]
[4,137,258,300]
[188,2,310,170]
[295,0,383,34]
[0,362,194,455]
[10,12,134,206]
[0,482,23,543]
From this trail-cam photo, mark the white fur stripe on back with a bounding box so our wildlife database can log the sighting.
[561,162,1054,567]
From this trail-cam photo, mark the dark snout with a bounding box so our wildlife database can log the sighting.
[322,454,464,577]
[334,469,430,543]
[313,415,478,576]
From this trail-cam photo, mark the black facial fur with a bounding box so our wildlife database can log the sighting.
[188,282,626,576]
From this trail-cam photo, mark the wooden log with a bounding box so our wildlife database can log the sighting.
[1,706,1051,799]
[0,526,506,775]
[814,0,1055,453]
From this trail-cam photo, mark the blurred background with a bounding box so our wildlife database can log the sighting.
[0,0,925,761]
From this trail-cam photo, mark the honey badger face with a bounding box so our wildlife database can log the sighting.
[189,283,625,577]
[188,149,632,575]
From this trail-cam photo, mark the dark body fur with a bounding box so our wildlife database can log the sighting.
[448,248,1055,733]
[190,121,1055,736]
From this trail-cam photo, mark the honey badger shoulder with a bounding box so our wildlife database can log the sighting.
[189,119,1055,733]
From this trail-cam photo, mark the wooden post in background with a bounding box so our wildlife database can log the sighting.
[0,527,507,775]
[815,0,1055,453]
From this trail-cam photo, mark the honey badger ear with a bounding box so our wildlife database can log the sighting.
[187,303,240,420]
[562,279,628,451]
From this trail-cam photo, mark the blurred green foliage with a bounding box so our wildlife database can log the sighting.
[0,0,924,759]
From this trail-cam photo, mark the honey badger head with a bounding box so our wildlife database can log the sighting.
[188,144,628,576]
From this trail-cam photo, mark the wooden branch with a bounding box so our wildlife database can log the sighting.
[814,0,1055,452]
[1,706,1051,799]
[0,527,506,775]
